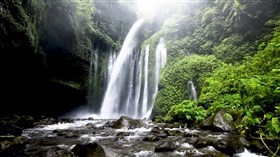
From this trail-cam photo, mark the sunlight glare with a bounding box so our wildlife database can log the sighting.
[137,0,172,18]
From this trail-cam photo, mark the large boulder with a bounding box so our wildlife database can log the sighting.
[213,137,245,156]
[199,110,236,132]
[192,134,246,156]
[71,143,106,157]
[111,116,141,129]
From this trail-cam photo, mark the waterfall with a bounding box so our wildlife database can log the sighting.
[141,45,150,116]
[98,20,167,119]
[94,50,99,88]
[187,81,197,101]
[148,38,167,118]
[106,49,116,85]
[100,19,144,119]
[134,49,143,118]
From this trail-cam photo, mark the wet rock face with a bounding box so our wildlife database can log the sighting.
[111,116,141,129]
[72,143,106,157]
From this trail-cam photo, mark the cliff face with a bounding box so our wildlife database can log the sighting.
[0,0,136,116]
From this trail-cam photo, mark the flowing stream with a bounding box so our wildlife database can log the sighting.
[22,119,267,157]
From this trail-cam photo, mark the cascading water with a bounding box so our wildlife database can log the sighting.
[100,19,144,118]
[141,45,150,116]
[148,38,167,118]
[106,49,116,85]
[187,81,197,101]
[99,20,167,119]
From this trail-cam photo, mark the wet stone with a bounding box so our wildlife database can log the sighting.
[155,141,176,152]
[40,146,75,157]
[142,135,160,142]
[72,142,106,157]
[111,116,141,129]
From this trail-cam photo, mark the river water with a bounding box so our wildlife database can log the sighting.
[22,118,266,157]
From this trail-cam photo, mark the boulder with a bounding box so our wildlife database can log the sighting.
[40,146,74,157]
[213,138,244,156]
[199,110,236,132]
[142,135,160,142]
[212,110,236,131]
[154,141,176,152]
[199,115,214,130]
[194,137,213,149]
[72,143,106,157]
[111,116,141,129]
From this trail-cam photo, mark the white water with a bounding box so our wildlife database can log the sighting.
[23,120,267,157]
[141,45,150,116]
[187,80,197,101]
[148,38,167,118]
[98,20,167,119]
[235,149,268,157]
[106,49,116,85]
[100,19,144,118]
[134,49,143,118]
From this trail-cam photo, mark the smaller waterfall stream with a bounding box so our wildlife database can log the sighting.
[106,49,116,84]
[187,81,197,101]
[87,49,99,111]
[148,38,167,118]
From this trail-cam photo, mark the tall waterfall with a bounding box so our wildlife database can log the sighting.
[99,19,167,119]
[187,81,197,101]
[100,19,144,118]
[141,45,150,116]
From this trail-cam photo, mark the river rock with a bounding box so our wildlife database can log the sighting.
[199,110,236,132]
[154,141,176,152]
[59,118,74,123]
[72,142,106,157]
[194,137,213,149]
[0,136,26,157]
[184,146,229,157]
[142,135,160,142]
[40,146,75,157]
[248,140,267,155]
[111,116,141,129]
[213,138,244,156]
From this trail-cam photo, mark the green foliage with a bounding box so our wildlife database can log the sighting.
[223,113,233,122]
[213,34,255,63]
[164,100,207,124]
[154,55,221,115]
[0,0,38,51]
[200,23,280,137]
